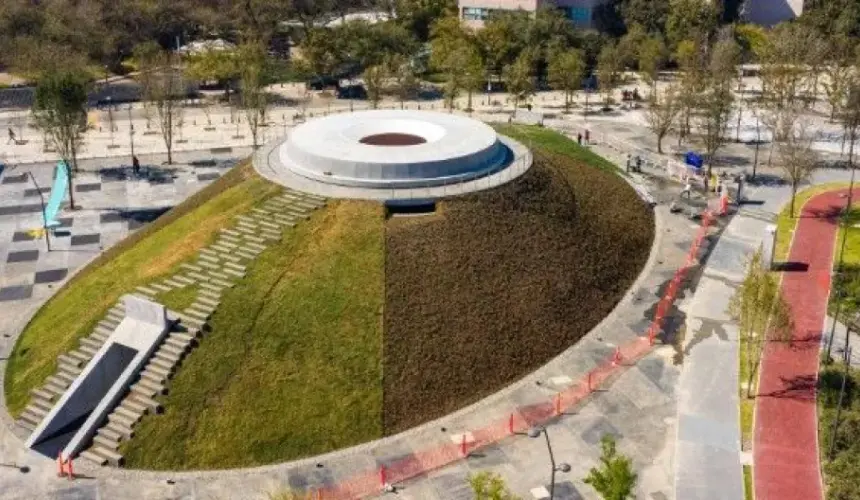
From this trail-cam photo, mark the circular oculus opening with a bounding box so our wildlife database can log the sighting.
[359,133,427,146]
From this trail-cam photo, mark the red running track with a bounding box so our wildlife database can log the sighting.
[754,189,856,500]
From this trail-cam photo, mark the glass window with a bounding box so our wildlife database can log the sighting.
[462,7,489,21]
[563,6,591,24]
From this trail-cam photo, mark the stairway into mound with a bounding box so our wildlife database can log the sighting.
[71,189,325,467]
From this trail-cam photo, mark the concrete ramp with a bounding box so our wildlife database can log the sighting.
[25,295,169,460]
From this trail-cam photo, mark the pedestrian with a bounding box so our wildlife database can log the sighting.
[132,155,140,176]
[577,133,582,145]
[7,128,15,145]
[585,129,590,144]
[682,179,692,199]
[635,155,643,172]
[736,174,744,203]
[625,154,632,173]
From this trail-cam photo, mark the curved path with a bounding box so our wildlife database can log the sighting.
[753,189,858,500]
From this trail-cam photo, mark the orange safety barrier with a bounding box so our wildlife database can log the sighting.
[316,212,715,499]
[56,453,74,480]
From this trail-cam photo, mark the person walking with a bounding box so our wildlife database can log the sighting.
[626,154,632,173]
[7,128,15,145]
[682,179,693,199]
[585,129,591,144]
[577,133,582,145]
[132,155,140,177]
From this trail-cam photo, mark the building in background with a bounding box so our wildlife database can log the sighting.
[458,0,605,29]
[741,0,805,26]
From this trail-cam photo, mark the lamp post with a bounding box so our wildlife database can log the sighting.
[128,105,135,163]
[528,427,571,499]
[27,171,51,252]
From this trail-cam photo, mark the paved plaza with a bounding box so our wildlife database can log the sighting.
[0,94,853,499]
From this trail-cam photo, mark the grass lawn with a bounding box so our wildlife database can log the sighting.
[383,126,653,433]
[818,363,860,499]
[122,200,384,469]
[495,124,621,173]
[155,286,199,312]
[743,465,753,500]
[738,333,755,451]
[774,182,850,262]
[5,162,281,417]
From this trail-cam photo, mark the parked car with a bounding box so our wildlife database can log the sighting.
[337,85,367,99]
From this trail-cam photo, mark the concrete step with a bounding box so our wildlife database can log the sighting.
[236,222,258,232]
[199,287,221,299]
[234,225,257,235]
[122,399,149,415]
[154,349,181,365]
[242,234,267,244]
[131,382,162,399]
[114,405,143,422]
[220,228,242,237]
[180,263,204,273]
[206,270,232,281]
[198,282,225,293]
[282,194,325,207]
[259,231,281,241]
[171,331,197,343]
[188,302,215,315]
[31,398,53,413]
[135,285,157,296]
[31,387,56,401]
[250,208,270,216]
[93,433,120,450]
[79,449,108,466]
[43,381,66,396]
[215,239,238,249]
[177,314,206,330]
[55,370,78,385]
[215,252,242,263]
[91,445,123,466]
[131,394,162,413]
[254,219,280,230]
[22,406,46,423]
[197,260,219,270]
[57,353,82,368]
[46,376,70,390]
[140,369,169,385]
[145,362,173,378]
[105,419,135,439]
[219,234,241,244]
[187,272,210,282]
[97,320,118,332]
[195,296,220,308]
[172,275,195,285]
[97,427,124,443]
[282,208,311,220]
[78,344,99,357]
[148,356,175,372]
[17,418,36,431]
[80,336,103,350]
[159,343,187,358]
[67,350,91,363]
[183,309,209,322]
[93,325,113,338]
[235,250,258,260]
[236,214,259,223]
[106,310,124,322]
[221,267,244,278]
[58,362,82,377]
[150,283,172,293]
[244,241,267,251]
[208,277,234,288]
[210,244,234,254]
[198,253,220,263]
[223,261,246,271]
[164,278,186,288]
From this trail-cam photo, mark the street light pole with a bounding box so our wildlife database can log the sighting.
[528,427,571,499]
[128,105,135,163]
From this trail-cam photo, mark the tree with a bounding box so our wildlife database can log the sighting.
[136,42,185,165]
[547,48,585,113]
[729,250,794,398]
[430,16,477,111]
[468,471,521,500]
[32,69,90,210]
[621,0,670,35]
[822,37,857,121]
[645,82,682,154]
[775,113,819,217]
[597,42,622,109]
[695,83,734,180]
[503,51,534,114]
[584,434,638,500]
[674,39,706,143]
[237,40,270,150]
[387,54,418,109]
[665,0,719,50]
[363,64,387,109]
[461,45,486,112]
[184,48,239,100]
[638,35,668,99]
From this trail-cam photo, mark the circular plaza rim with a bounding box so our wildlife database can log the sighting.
[256,109,532,200]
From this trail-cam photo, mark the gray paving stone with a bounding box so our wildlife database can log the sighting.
[1,173,27,184]
[75,183,101,192]
[70,234,100,246]
[7,249,39,263]
[34,268,69,284]
[0,285,33,301]
[12,231,36,242]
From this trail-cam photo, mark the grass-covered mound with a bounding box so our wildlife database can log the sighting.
[5,162,281,416]
[382,125,654,433]
[122,200,384,469]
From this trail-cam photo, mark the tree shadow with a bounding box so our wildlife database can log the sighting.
[759,374,818,401]
[772,262,810,272]
[744,173,785,187]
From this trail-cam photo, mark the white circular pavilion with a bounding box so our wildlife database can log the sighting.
[254,109,532,200]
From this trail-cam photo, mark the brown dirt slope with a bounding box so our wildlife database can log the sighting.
[383,153,655,434]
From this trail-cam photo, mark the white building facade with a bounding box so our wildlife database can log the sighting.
[458,0,605,29]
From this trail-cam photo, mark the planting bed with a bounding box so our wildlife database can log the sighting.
[382,151,655,433]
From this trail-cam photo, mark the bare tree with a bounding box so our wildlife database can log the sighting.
[822,37,856,122]
[695,84,734,180]
[136,43,185,164]
[386,53,418,110]
[597,42,622,110]
[776,112,819,217]
[729,250,794,399]
[238,40,270,149]
[645,82,683,154]
[363,64,387,109]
